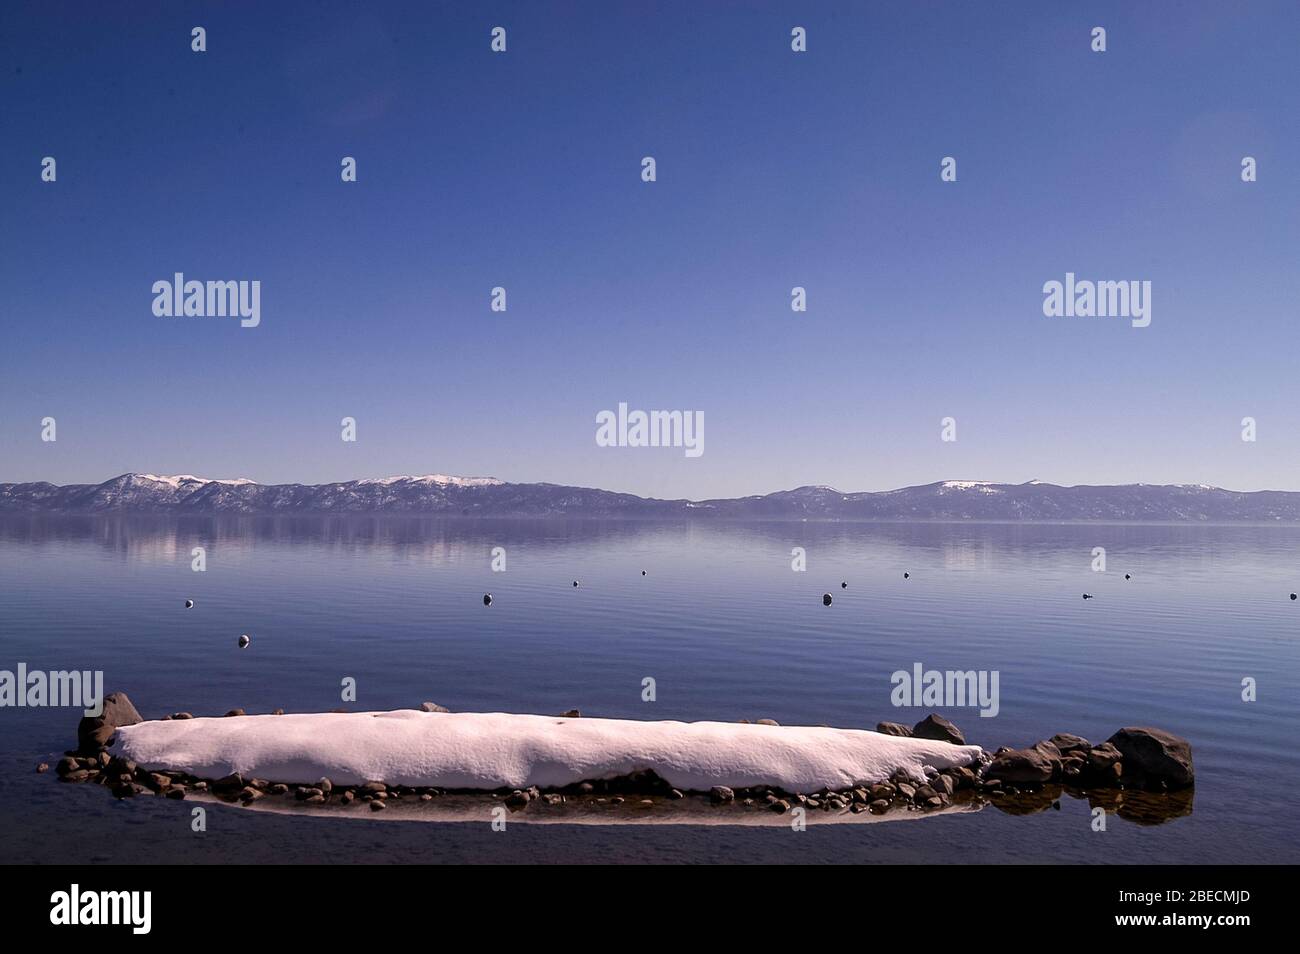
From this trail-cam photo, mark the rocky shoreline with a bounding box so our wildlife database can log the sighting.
[43,693,1194,823]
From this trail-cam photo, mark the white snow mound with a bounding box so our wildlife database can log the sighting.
[116,710,982,792]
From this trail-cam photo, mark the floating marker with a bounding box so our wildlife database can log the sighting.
[1291,593,1297,601]
[903,572,910,579]
[238,634,251,649]
[1124,574,1131,580]
[483,594,493,606]
[184,599,194,608]
[572,580,580,587]
[641,570,646,576]
[1082,594,1093,600]
[841,582,847,589]
[822,593,833,606]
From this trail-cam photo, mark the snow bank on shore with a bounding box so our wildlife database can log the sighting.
[116,710,982,792]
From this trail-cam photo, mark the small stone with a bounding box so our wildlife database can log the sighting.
[505,791,531,808]
[360,780,386,794]
[36,762,49,774]
[868,782,896,800]
[912,714,966,745]
[559,709,581,718]
[304,794,326,804]
[340,791,354,804]
[709,786,735,805]
[420,701,450,713]
[896,783,917,800]
[369,799,386,811]
[769,799,790,813]
[165,787,186,800]
[610,796,625,805]
[669,789,683,799]
[869,799,889,813]
[755,718,779,726]
[420,793,433,801]
[1048,733,1092,755]
[171,712,193,720]
[224,708,245,717]
[270,783,290,795]
[211,772,244,794]
[876,722,913,737]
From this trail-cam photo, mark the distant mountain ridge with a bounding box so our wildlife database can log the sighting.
[3,474,1300,521]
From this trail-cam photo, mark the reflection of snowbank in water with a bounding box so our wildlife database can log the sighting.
[117,710,983,792]
[215,790,986,826]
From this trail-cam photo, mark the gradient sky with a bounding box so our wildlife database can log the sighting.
[2,1,1298,498]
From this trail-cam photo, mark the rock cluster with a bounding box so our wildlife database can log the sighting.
[983,727,1194,791]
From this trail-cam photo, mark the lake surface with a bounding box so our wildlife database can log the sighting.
[1,515,1296,864]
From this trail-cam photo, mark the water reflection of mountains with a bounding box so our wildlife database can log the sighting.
[2,513,1296,570]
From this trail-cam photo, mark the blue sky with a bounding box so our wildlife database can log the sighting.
[2,1,1298,498]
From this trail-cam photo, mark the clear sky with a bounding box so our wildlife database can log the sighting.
[2,1,1298,498]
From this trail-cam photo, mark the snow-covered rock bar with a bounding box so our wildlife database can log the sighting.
[117,709,984,793]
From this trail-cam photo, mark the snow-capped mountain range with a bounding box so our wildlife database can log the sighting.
[3,473,1300,521]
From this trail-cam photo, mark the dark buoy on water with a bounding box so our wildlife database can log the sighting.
[1124,574,1131,580]
[238,634,251,649]
[822,593,833,606]
[184,599,194,608]
[1082,593,1093,600]
[641,570,646,576]
[572,580,580,588]
[1291,593,1297,601]
[841,581,847,589]
[903,572,910,580]
[483,594,493,606]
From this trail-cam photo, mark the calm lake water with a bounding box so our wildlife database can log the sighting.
[1,515,1296,864]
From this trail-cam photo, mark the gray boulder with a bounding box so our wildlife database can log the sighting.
[1108,727,1194,788]
[76,692,142,754]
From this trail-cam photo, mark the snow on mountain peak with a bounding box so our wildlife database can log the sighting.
[939,480,1000,493]
[354,474,504,488]
[134,474,257,487]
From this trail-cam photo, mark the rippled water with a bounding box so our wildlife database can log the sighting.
[0,516,1296,863]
